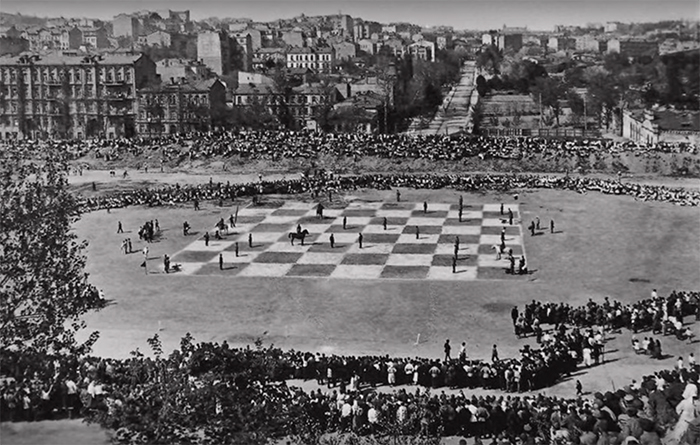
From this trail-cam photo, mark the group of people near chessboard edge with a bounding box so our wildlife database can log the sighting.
[2,288,699,445]
[4,132,697,165]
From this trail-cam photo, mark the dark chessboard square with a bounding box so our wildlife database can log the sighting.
[307,242,351,253]
[223,242,272,252]
[325,225,365,233]
[171,250,218,263]
[410,210,449,218]
[234,215,267,225]
[432,254,478,267]
[481,226,521,236]
[381,265,429,279]
[368,216,409,226]
[286,264,336,277]
[381,202,417,210]
[437,234,481,244]
[341,253,389,265]
[253,223,294,232]
[392,243,436,254]
[362,233,401,243]
[298,215,336,224]
[401,225,443,235]
[343,209,378,217]
[478,244,523,256]
[477,267,527,280]
[253,251,304,264]
[272,208,310,216]
[252,201,285,209]
[444,218,482,226]
[193,262,248,276]
[483,211,518,219]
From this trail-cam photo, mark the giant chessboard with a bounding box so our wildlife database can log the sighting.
[170,201,527,281]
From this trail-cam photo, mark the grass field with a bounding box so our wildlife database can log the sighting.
[4,180,700,445]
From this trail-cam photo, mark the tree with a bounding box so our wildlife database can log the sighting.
[531,77,569,127]
[0,153,103,357]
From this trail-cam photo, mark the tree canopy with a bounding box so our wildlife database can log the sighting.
[0,152,103,357]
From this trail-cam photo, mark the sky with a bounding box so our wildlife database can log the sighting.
[2,0,699,31]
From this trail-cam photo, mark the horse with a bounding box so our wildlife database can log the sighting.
[288,229,310,246]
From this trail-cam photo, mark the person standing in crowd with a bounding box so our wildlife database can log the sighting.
[248,233,253,248]
[219,253,224,271]
[330,233,335,248]
[459,342,467,361]
[508,208,513,225]
[550,219,555,234]
[204,231,210,247]
[117,221,123,234]
[396,190,401,202]
[491,344,499,362]
[234,242,239,257]
[415,226,420,240]
[343,217,347,230]
[452,255,457,273]
[423,202,428,214]
[383,217,387,230]
[444,339,451,361]
[358,233,363,249]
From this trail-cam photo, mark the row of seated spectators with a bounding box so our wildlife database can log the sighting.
[1,336,698,444]
[75,172,700,215]
[1,132,697,164]
[515,291,700,341]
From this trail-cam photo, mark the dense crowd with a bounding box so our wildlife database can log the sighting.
[76,172,700,216]
[516,291,700,341]
[1,132,697,165]
[1,333,698,444]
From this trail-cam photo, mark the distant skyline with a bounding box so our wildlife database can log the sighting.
[2,0,699,31]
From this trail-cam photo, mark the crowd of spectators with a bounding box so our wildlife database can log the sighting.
[516,291,700,341]
[1,330,698,444]
[1,132,697,165]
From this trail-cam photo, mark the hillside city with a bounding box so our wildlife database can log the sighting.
[0,11,698,143]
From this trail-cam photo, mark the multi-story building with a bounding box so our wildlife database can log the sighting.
[156,58,211,84]
[575,35,601,52]
[358,39,377,55]
[232,29,262,51]
[0,37,29,56]
[330,14,354,39]
[622,108,700,145]
[79,27,110,49]
[252,47,287,70]
[142,30,172,47]
[197,31,231,76]
[547,36,577,52]
[230,83,283,116]
[497,33,523,52]
[353,19,382,42]
[289,83,337,130]
[136,78,225,136]
[286,47,334,73]
[381,38,406,58]
[408,40,436,62]
[607,38,659,58]
[113,15,141,39]
[0,52,158,140]
[332,41,356,61]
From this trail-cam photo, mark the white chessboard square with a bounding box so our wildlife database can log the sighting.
[374,210,413,218]
[266,241,314,252]
[397,234,440,244]
[480,234,523,246]
[330,265,384,279]
[441,225,482,235]
[298,252,346,265]
[424,203,452,211]
[246,232,288,243]
[483,204,519,212]
[428,266,478,280]
[171,261,204,275]
[482,218,510,227]
[323,209,345,218]
[435,243,479,255]
[478,255,510,268]
[262,215,300,225]
[406,217,445,226]
[282,201,312,209]
[446,210,483,219]
[188,240,236,252]
[386,254,434,266]
[237,262,294,277]
[347,243,395,254]
[333,216,372,226]
[362,224,403,233]
[346,202,384,209]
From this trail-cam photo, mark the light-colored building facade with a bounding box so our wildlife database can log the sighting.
[197,31,231,76]
[156,58,211,84]
[408,40,435,62]
[0,52,158,140]
[622,108,700,146]
[286,47,334,73]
